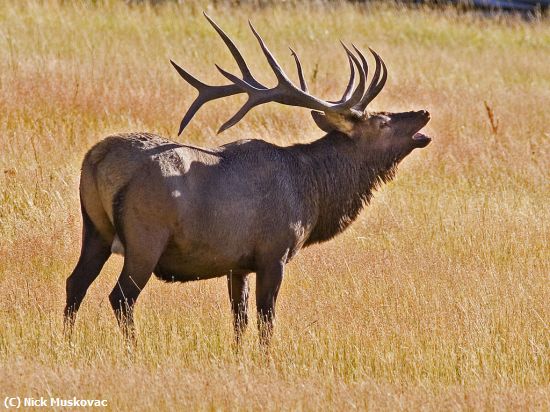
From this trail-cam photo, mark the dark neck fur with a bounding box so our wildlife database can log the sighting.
[291,131,401,246]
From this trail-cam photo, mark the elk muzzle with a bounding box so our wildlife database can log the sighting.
[409,110,432,148]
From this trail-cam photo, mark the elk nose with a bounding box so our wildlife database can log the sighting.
[418,110,430,119]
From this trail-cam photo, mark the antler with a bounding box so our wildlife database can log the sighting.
[172,13,388,135]
[353,47,388,111]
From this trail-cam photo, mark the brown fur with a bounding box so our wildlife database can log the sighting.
[64,110,431,345]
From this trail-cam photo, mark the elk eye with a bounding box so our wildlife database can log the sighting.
[379,121,390,129]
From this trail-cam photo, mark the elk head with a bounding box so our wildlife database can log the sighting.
[171,13,432,158]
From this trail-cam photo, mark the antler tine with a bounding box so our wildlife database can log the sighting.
[215,64,273,133]
[360,48,382,110]
[247,22,363,110]
[172,14,275,135]
[172,13,267,136]
[338,42,366,108]
[352,44,369,88]
[214,22,365,133]
[218,95,271,134]
[289,47,308,93]
[174,15,382,134]
[216,61,332,133]
[329,54,356,104]
[203,12,265,89]
[366,48,388,107]
[355,48,388,111]
[248,21,296,87]
[170,60,243,135]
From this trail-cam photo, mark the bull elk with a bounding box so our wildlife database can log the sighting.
[64,13,432,345]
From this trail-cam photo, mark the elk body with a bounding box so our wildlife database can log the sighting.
[64,14,432,345]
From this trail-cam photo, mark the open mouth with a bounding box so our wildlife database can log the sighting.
[409,111,432,148]
[412,132,432,148]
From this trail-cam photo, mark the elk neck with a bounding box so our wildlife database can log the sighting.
[290,131,400,246]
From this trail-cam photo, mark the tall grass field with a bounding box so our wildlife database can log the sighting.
[0,1,548,410]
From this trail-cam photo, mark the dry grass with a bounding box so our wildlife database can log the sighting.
[0,1,549,410]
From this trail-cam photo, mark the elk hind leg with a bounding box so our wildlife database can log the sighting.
[64,203,111,335]
[108,227,168,341]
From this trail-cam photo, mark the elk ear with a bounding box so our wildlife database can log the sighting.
[310,111,354,135]
[311,111,335,133]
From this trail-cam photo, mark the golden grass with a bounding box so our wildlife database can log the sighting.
[0,1,549,410]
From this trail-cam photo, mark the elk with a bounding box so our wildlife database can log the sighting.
[64,13,432,345]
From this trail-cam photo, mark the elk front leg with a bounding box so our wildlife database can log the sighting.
[255,260,284,347]
[227,273,249,345]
